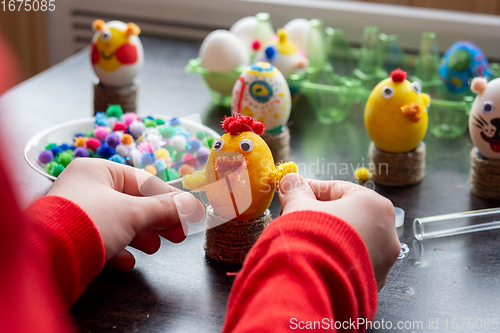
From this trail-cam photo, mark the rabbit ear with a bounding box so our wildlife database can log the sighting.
[92,19,105,32]
[126,23,141,36]
[471,77,488,95]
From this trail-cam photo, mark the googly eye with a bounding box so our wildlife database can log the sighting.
[213,138,224,151]
[101,30,112,42]
[382,86,394,99]
[239,139,254,152]
[411,81,422,94]
[483,101,495,114]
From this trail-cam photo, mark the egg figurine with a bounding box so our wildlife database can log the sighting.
[91,20,144,87]
[469,77,500,159]
[365,69,430,153]
[230,62,291,133]
[183,115,297,221]
[254,29,308,78]
[439,41,490,94]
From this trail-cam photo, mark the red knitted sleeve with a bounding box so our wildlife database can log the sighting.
[23,196,106,309]
[223,210,378,333]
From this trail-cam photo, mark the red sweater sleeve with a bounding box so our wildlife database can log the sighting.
[24,196,106,308]
[222,211,378,333]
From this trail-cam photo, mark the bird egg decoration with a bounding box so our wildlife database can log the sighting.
[91,20,144,87]
[469,77,500,159]
[199,30,249,72]
[231,62,291,133]
[254,29,308,78]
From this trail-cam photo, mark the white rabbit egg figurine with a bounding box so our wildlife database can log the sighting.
[469,77,500,159]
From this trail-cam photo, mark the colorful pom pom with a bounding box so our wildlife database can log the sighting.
[113,122,127,132]
[390,68,407,82]
[182,153,196,167]
[85,138,101,152]
[178,164,195,176]
[74,147,90,158]
[108,154,126,164]
[159,126,174,139]
[38,150,54,164]
[105,133,120,148]
[106,105,123,118]
[145,164,157,175]
[120,134,134,145]
[221,115,265,135]
[94,126,110,141]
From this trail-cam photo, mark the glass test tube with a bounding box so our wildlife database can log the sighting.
[413,207,500,241]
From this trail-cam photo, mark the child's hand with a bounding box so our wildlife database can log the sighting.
[47,159,205,271]
[278,173,400,291]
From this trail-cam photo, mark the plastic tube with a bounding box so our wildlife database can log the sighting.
[413,207,500,241]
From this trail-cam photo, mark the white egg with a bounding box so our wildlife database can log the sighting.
[283,18,310,51]
[199,30,249,72]
[230,16,258,54]
[231,62,291,132]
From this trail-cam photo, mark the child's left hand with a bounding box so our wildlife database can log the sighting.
[47,158,205,271]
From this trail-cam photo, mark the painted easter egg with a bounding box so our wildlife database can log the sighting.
[91,20,144,87]
[231,62,291,133]
[254,29,308,78]
[439,41,490,94]
[469,77,500,159]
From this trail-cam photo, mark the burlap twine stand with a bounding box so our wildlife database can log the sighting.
[369,141,426,187]
[93,81,138,115]
[261,126,290,163]
[470,148,500,200]
[204,206,272,264]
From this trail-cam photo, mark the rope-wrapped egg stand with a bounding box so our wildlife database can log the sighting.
[470,148,500,200]
[94,81,138,114]
[261,126,291,163]
[369,141,426,187]
[204,206,272,264]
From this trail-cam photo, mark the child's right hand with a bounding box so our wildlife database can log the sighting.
[47,158,205,271]
[278,173,400,291]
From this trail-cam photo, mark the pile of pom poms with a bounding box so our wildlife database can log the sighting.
[38,105,215,181]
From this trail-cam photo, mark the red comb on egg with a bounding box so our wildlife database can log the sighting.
[390,68,407,82]
[221,115,265,135]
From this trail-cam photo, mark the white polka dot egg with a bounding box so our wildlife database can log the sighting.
[231,62,291,132]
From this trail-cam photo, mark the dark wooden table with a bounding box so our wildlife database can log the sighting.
[2,37,499,333]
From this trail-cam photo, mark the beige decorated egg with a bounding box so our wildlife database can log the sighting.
[91,20,144,87]
[231,62,291,132]
[469,77,500,159]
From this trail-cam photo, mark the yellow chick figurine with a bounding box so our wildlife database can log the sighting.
[91,20,144,87]
[183,115,297,221]
[365,69,430,153]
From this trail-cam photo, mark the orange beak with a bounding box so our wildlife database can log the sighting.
[401,103,423,122]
